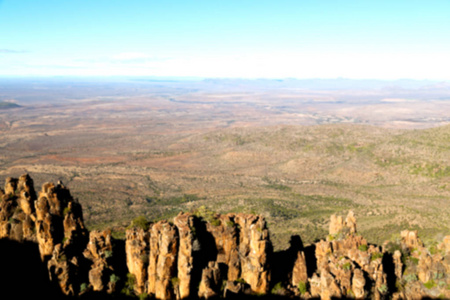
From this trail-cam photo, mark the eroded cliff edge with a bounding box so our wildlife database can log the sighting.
[0,174,449,299]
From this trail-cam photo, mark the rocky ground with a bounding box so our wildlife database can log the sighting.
[1,174,449,299]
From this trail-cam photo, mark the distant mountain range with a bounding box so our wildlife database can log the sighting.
[202,78,450,90]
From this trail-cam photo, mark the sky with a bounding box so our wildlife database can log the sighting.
[1,0,450,79]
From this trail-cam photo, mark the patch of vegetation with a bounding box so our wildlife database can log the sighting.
[358,244,368,251]
[371,252,384,261]
[378,284,388,294]
[409,257,419,266]
[271,282,284,294]
[403,274,417,283]
[63,207,71,216]
[139,292,150,300]
[424,279,437,289]
[193,205,221,226]
[110,273,120,283]
[105,250,113,258]
[121,273,136,296]
[298,281,308,295]
[262,177,292,191]
[410,163,450,178]
[58,254,68,262]
[80,282,89,293]
[170,277,180,288]
[146,194,201,206]
[342,262,352,270]
[128,215,150,231]
[225,220,235,228]
[235,278,247,284]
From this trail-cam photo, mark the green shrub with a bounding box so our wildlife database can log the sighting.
[298,281,308,295]
[105,250,113,258]
[271,282,284,294]
[424,279,437,289]
[139,292,150,300]
[403,273,417,283]
[226,220,235,228]
[58,254,67,262]
[429,245,438,255]
[342,262,352,270]
[110,274,120,283]
[171,277,180,288]
[371,252,384,261]
[211,218,221,226]
[121,273,136,296]
[235,278,247,284]
[129,216,150,231]
[358,244,368,251]
[63,207,71,216]
[378,284,388,294]
[80,282,89,293]
[409,257,419,265]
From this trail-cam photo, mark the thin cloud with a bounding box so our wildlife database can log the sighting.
[0,49,29,54]
[75,53,171,65]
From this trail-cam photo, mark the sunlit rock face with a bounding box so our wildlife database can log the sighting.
[1,174,449,299]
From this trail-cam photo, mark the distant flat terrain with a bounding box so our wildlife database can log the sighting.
[0,78,449,249]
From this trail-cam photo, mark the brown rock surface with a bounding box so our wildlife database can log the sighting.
[235,213,271,294]
[83,230,115,292]
[401,230,424,249]
[198,261,222,299]
[4,177,17,196]
[174,212,195,299]
[1,175,450,299]
[352,268,366,299]
[148,220,178,300]
[125,227,149,295]
[292,250,308,288]
[205,213,240,281]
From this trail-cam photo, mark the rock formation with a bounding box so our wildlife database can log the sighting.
[0,174,449,299]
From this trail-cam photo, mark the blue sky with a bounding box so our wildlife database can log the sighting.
[1,0,450,79]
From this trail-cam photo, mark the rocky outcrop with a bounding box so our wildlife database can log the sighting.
[235,213,271,294]
[125,227,149,295]
[198,261,221,299]
[385,230,450,299]
[174,212,195,299]
[83,230,117,293]
[123,210,271,299]
[0,175,89,296]
[1,175,449,299]
[205,213,240,281]
[292,250,308,288]
[307,211,388,299]
[148,221,178,300]
[0,175,37,241]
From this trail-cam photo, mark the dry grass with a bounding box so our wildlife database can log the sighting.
[0,84,449,250]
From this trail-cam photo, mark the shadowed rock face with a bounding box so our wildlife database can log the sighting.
[0,175,449,299]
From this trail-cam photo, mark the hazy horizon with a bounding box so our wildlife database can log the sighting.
[1,0,450,80]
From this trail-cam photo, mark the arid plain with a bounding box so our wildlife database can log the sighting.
[0,78,449,250]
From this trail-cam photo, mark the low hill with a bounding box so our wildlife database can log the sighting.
[0,101,21,109]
